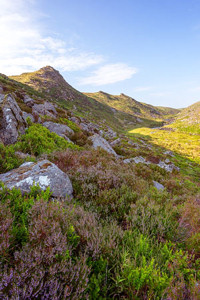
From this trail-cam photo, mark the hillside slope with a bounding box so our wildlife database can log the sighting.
[0,68,200,299]
[168,101,200,134]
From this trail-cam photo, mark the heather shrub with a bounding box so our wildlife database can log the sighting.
[0,199,90,299]
[126,195,179,241]
[16,123,79,156]
[180,196,200,254]
[0,183,51,247]
[70,131,89,146]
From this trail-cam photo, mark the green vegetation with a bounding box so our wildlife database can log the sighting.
[1,147,200,298]
[16,123,79,156]
[129,127,200,180]
[0,143,23,173]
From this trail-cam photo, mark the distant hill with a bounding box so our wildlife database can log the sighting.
[85,91,180,121]
[170,101,200,134]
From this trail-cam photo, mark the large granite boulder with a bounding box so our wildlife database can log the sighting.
[0,160,73,198]
[32,102,57,119]
[0,93,26,144]
[43,121,74,141]
[89,134,117,156]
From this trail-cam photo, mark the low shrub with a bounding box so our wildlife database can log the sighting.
[16,123,79,156]
[0,143,23,173]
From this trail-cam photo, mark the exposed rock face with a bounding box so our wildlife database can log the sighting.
[32,102,57,119]
[153,181,164,190]
[79,119,100,133]
[0,93,26,144]
[23,95,35,107]
[43,121,74,141]
[0,160,73,198]
[89,134,117,156]
[22,111,35,123]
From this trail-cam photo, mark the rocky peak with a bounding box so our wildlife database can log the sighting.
[36,66,65,82]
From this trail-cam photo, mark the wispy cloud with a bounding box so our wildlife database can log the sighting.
[0,0,137,86]
[0,0,103,75]
[79,63,137,86]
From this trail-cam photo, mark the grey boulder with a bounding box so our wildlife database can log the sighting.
[153,181,165,190]
[89,134,117,156]
[43,121,74,141]
[32,102,57,119]
[0,160,73,198]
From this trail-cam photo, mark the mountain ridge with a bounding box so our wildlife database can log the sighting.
[10,66,180,129]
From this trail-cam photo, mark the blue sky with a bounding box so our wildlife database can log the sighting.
[1,0,200,108]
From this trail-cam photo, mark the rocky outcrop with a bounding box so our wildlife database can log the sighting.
[99,127,117,139]
[32,102,57,119]
[22,111,35,123]
[43,121,74,141]
[79,120,100,134]
[0,160,73,198]
[0,93,26,144]
[89,134,117,156]
[23,95,35,107]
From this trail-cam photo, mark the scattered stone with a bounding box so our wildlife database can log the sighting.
[157,161,180,173]
[133,156,148,164]
[123,158,135,164]
[89,134,117,156]
[159,127,175,132]
[153,181,165,190]
[123,155,179,173]
[43,121,74,141]
[0,160,73,198]
[69,116,81,125]
[164,150,174,157]
[79,120,99,133]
